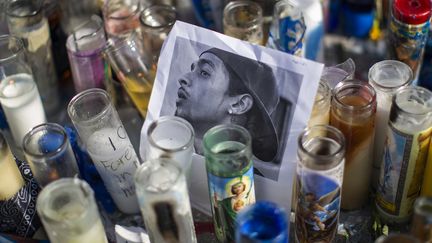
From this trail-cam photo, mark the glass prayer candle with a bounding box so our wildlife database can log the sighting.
[66,15,110,93]
[295,125,345,243]
[68,88,140,214]
[0,35,46,148]
[368,60,412,190]
[411,197,432,242]
[103,0,141,37]
[330,79,376,210]
[267,0,306,56]
[388,0,431,85]
[22,123,79,187]
[203,124,256,243]
[6,0,60,114]
[235,201,289,243]
[223,0,264,45]
[104,31,155,117]
[139,4,176,65]
[0,133,24,200]
[376,86,432,223]
[37,178,108,243]
[134,158,197,243]
[421,141,432,197]
[58,0,100,35]
[308,80,331,127]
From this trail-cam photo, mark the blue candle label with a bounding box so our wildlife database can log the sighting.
[295,164,343,242]
[208,166,255,242]
[376,125,432,218]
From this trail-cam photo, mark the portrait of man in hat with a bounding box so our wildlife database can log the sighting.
[174,47,280,163]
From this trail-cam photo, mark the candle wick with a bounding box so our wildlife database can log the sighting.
[109,137,116,151]
[8,79,15,86]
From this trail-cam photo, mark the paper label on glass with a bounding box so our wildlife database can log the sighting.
[208,165,255,242]
[377,125,432,217]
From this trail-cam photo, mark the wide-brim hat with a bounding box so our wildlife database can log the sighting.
[201,48,279,162]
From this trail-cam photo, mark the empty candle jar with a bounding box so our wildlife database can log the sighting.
[0,35,46,148]
[22,123,79,187]
[66,15,110,93]
[134,158,197,243]
[146,116,194,177]
[68,88,141,214]
[223,0,264,45]
[37,178,108,243]
[330,79,376,210]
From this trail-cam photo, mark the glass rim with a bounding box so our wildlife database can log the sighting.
[315,80,331,105]
[393,86,432,116]
[332,79,377,112]
[67,88,111,124]
[36,178,93,223]
[147,116,195,153]
[134,158,182,193]
[298,125,345,162]
[67,15,105,53]
[104,31,138,55]
[22,123,69,159]
[368,60,413,91]
[105,0,141,20]
[139,4,177,30]
[414,196,432,217]
[0,35,25,64]
[274,0,302,18]
[223,0,263,27]
[0,73,36,99]
[6,0,43,18]
[203,124,252,158]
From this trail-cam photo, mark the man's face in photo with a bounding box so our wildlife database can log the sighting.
[175,53,231,123]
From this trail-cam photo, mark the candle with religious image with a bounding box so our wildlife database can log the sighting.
[37,178,108,243]
[68,88,140,214]
[203,124,256,243]
[0,35,46,148]
[134,158,197,243]
[0,133,24,200]
[66,15,110,93]
[6,0,60,114]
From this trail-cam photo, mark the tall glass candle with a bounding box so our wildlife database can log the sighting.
[223,0,264,45]
[295,125,345,243]
[203,124,256,243]
[0,35,46,148]
[105,31,155,117]
[236,201,289,243]
[6,0,60,114]
[68,88,140,214]
[146,116,194,176]
[308,80,331,127]
[139,4,176,65]
[103,0,141,37]
[330,79,376,210]
[368,60,412,190]
[66,15,109,93]
[0,133,24,200]
[22,123,79,187]
[37,178,108,243]
[411,197,432,242]
[134,158,197,243]
[376,86,432,223]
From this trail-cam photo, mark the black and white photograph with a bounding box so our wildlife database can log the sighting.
[140,21,323,214]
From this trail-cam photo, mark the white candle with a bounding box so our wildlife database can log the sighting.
[0,74,46,147]
[86,127,140,214]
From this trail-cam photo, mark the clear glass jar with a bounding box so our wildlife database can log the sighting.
[330,79,376,210]
[134,158,197,243]
[103,0,141,37]
[308,80,331,127]
[0,132,24,200]
[0,35,46,147]
[295,125,345,243]
[22,123,79,187]
[203,124,256,242]
[139,4,176,65]
[411,197,432,242]
[66,15,109,93]
[6,0,60,114]
[368,60,413,190]
[36,178,108,243]
[67,88,141,214]
[58,0,100,35]
[223,0,264,45]
[376,86,432,223]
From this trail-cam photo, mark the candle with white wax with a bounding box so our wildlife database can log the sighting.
[0,134,24,200]
[0,73,46,147]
